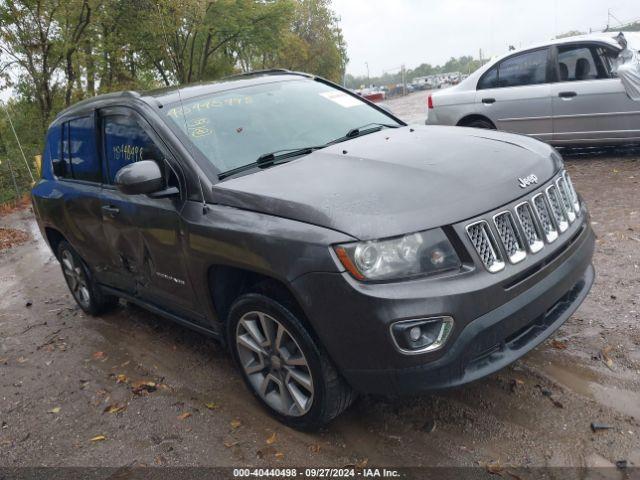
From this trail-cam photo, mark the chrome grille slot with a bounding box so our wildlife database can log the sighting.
[532,193,558,243]
[466,221,505,273]
[545,185,568,233]
[515,202,544,253]
[493,212,526,264]
[563,172,580,214]
[556,177,576,223]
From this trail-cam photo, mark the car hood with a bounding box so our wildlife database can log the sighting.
[211,125,562,240]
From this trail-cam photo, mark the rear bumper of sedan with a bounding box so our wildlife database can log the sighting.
[291,218,595,396]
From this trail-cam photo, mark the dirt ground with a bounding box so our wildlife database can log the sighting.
[1,92,639,472]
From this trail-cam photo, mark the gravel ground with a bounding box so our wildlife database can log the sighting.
[0,92,639,471]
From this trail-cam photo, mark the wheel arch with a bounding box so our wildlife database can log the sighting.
[44,227,67,259]
[457,114,496,128]
[207,265,319,343]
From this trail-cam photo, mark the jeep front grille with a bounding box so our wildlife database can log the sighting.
[466,221,505,273]
[465,170,582,273]
[515,202,544,253]
[545,185,568,232]
[556,177,576,223]
[562,171,580,213]
[493,212,526,263]
[532,193,558,243]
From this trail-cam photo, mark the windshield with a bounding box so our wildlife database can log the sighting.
[162,78,401,174]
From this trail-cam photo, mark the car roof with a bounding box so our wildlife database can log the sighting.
[52,70,313,124]
[448,31,636,93]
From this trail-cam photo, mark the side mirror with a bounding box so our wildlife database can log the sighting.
[114,160,163,195]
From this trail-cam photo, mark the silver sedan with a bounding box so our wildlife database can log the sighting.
[425,32,640,146]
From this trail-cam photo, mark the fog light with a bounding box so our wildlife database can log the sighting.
[409,326,422,341]
[390,316,454,354]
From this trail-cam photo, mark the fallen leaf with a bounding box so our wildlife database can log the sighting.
[92,351,107,360]
[115,374,128,384]
[48,407,61,414]
[550,339,567,350]
[230,419,242,430]
[204,402,218,410]
[103,404,126,414]
[355,459,368,469]
[482,460,504,475]
[275,452,284,460]
[0,357,9,364]
[308,444,321,453]
[89,435,106,442]
[266,432,277,445]
[17,356,27,364]
[224,440,239,448]
[602,346,614,370]
[177,412,192,420]
[131,380,157,395]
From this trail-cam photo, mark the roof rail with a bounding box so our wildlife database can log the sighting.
[223,69,313,80]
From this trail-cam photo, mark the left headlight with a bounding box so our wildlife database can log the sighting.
[334,229,461,281]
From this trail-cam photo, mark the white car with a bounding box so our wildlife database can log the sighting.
[426,32,640,146]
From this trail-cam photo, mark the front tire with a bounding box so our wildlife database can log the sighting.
[227,293,354,430]
[57,241,118,316]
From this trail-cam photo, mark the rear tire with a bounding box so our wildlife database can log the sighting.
[463,118,495,130]
[57,241,118,316]
[227,293,355,430]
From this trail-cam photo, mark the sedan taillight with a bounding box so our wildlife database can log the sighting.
[427,94,434,109]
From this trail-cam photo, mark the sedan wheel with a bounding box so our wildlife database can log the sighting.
[236,311,314,417]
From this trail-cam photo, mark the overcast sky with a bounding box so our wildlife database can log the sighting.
[332,0,639,77]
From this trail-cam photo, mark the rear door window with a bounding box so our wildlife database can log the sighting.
[67,116,101,183]
[497,49,549,87]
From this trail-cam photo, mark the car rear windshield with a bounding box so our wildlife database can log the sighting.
[162,78,399,174]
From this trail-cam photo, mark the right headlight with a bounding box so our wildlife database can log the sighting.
[333,229,461,281]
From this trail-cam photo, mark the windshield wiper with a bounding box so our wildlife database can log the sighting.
[218,123,401,180]
[328,122,401,145]
[218,146,323,179]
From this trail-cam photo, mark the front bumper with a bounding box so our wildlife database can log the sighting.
[291,215,595,396]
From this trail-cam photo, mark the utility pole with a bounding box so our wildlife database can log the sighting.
[365,62,370,86]
[401,64,406,96]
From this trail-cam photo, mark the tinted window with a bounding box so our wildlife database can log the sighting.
[103,115,162,183]
[498,49,548,87]
[558,45,609,81]
[478,67,498,89]
[45,124,65,178]
[68,116,100,182]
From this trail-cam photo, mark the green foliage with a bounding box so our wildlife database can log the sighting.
[0,0,348,203]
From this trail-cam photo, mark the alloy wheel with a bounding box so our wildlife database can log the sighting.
[235,311,314,417]
[61,250,91,309]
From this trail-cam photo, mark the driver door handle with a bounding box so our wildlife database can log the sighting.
[101,205,120,217]
[482,98,496,104]
[558,91,577,98]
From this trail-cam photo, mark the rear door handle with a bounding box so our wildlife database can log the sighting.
[101,205,120,217]
[558,91,577,98]
[482,98,496,104]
